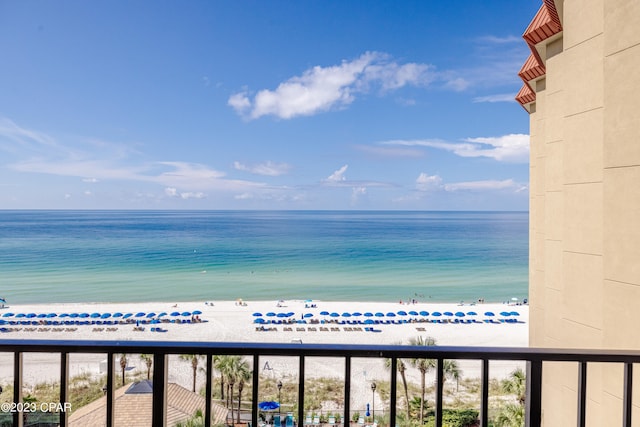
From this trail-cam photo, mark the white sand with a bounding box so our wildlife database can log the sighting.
[0,299,527,406]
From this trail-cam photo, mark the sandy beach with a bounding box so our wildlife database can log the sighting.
[0,299,528,407]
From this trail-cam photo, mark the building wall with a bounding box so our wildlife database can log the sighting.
[526,0,640,425]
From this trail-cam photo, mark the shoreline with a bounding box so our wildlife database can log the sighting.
[0,299,528,398]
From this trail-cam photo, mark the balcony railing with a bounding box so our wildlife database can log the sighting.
[1,339,640,427]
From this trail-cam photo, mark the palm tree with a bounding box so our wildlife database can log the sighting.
[119,354,128,386]
[234,359,252,423]
[408,336,437,425]
[495,368,526,427]
[140,354,153,380]
[495,403,524,427]
[384,346,411,421]
[501,368,526,405]
[180,354,204,392]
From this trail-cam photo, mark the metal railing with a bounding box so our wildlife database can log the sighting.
[1,339,640,427]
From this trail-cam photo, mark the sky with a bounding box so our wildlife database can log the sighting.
[0,1,540,210]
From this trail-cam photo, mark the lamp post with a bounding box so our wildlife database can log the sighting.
[371,382,376,423]
[277,380,283,418]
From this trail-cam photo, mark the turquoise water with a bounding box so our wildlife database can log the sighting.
[0,210,528,304]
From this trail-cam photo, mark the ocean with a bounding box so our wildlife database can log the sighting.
[0,210,528,304]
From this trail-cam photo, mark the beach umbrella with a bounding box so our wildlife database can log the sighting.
[69,313,79,318]
[397,310,408,316]
[2,313,14,317]
[113,312,123,318]
[90,313,100,318]
[26,313,36,318]
[254,318,266,324]
[0,320,6,325]
[330,312,339,318]
[510,311,520,316]
[135,312,146,317]
[455,312,465,317]
[192,310,202,315]
[59,313,69,318]
[266,312,276,317]
[258,401,280,411]
[146,312,156,318]
[123,313,133,319]
[342,312,351,317]
[444,312,454,316]
[157,312,167,317]
[277,313,288,318]
[80,313,90,318]
[101,313,111,319]
[16,313,26,318]
[287,312,295,317]
[375,312,384,317]
[386,312,396,317]
[484,312,495,317]
[170,312,181,317]
[432,312,442,317]
[181,312,191,317]
[352,312,362,317]
[47,313,57,318]
[364,319,374,324]
[37,313,47,318]
[364,312,373,317]
[253,312,263,317]
[467,311,478,316]
[419,311,429,316]
[303,313,313,318]
[500,312,511,317]
[320,311,330,316]
[409,311,419,316]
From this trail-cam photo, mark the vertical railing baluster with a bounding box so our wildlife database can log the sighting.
[152,352,168,427]
[623,362,633,427]
[205,354,213,427]
[525,360,543,427]
[435,358,443,427]
[344,356,351,427]
[13,351,23,427]
[106,352,114,427]
[390,357,397,427]
[252,354,260,427]
[480,359,489,427]
[298,356,305,427]
[577,361,587,427]
[60,352,69,427]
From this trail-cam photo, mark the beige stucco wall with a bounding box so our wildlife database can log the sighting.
[527,0,640,424]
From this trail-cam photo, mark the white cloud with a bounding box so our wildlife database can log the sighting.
[444,179,519,191]
[325,165,348,183]
[355,144,424,158]
[415,173,443,191]
[473,93,517,103]
[381,134,530,163]
[82,177,99,183]
[229,52,435,120]
[351,186,367,205]
[233,160,291,176]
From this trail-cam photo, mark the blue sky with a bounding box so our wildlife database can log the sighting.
[0,1,539,210]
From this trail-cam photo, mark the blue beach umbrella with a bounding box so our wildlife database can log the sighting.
[113,312,123,318]
[432,312,442,317]
[254,318,266,324]
[146,313,156,318]
[26,313,36,318]
[253,312,263,317]
[386,312,396,317]
[455,312,465,317]
[364,312,373,317]
[37,313,47,318]
[80,313,90,318]
[258,401,280,411]
[59,313,69,318]
[277,313,288,318]
[500,312,511,317]
[510,311,520,316]
[47,313,57,318]
[170,312,181,317]
[352,312,362,317]
[123,313,133,319]
[484,312,495,317]
[320,311,330,316]
[69,313,79,318]
[135,312,146,318]
[2,313,14,317]
[157,312,167,317]
[266,312,276,317]
[342,312,351,317]
[467,311,477,316]
[16,313,26,318]
[101,313,111,319]
[364,319,374,324]
[330,312,339,318]
[192,310,202,315]
[303,313,313,318]
[409,311,419,316]
[182,312,191,317]
[375,312,384,317]
[444,312,454,316]
[287,312,294,317]
[90,313,100,318]
[419,311,429,316]
[397,310,407,316]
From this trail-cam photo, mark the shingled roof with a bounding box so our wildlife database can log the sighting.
[69,380,228,426]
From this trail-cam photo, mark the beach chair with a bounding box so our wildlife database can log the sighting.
[305,414,312,425]
[327,415,336,426]
[274,416,282,427]
[312,415,320,426]
[285,413,294,427]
